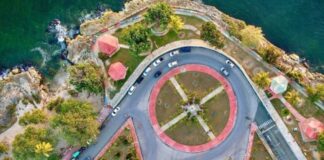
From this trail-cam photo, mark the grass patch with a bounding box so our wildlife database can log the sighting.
[201,91,230,136]
[165,117,210,145]
[99,128,139,160]
[176,71,221,100]
[156,81,184,126]
[108,48,145,97]
[251,135,272,160]
[178,15,206,30]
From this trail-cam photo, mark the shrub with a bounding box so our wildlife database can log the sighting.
[121,24,151,54]
[19,109,47,126]
[222,15,246,39]
[201,22,225,48]
[318,133,324,151]
[306,84,324,102]
[144,2,173,29]
[0,141,9,154]
[239,25,265,49]
[252,71,271,89]
[258,45,282,64]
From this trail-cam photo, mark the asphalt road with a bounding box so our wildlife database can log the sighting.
[79,47,295,160]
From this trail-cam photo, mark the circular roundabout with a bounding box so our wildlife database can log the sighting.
[149,64,237,152]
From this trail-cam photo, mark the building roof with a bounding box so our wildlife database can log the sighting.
[96,34,119,57]
[299,118,324,141]
[270,75,288,94]
[108,62,127,81]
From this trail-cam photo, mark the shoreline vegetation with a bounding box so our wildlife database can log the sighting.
[0,0,323,159]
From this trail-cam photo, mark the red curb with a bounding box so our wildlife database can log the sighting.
[245,123,257,160]
[148,64,237,153]
[95,118,143,160]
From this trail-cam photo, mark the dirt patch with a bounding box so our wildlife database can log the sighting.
[251,135,272,160]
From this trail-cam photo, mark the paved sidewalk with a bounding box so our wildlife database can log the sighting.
[278,96,306,122]
[196,115,215,139]
[200,86,224,105]
[120,44,130,49]
[161,112,188,131]
[170,77,188,101]
[244,123,257,160]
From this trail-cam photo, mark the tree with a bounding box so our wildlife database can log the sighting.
[51,99,99,146]
[252,71,271,89]
[12,126,56,160]
[284,90,301,106]
[121,24,151,54]
[68,62,104,94]
[287,70,303,83]
[201,22,225,48]
[318,133,324,151]
[35,142,53,158]
[19,109,47,126]
[144,2,173,29]
[239,25,264,49]
[281,108,290,117]
[222,15,246,39]
[306,83,324,102]
[169,15,184,32]
[259,45,282,64]
[0,141,9,155]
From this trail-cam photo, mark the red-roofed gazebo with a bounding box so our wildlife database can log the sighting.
[95,34,119,57]
[108,62,127,81]
[299,118,324,142]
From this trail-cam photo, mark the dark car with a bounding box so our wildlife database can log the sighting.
[136,76,144,84]
[154,71,162,78]
[180,47,191,52]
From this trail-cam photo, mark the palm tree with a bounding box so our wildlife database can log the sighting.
[252,71,271,89]
[284,90,301,106]
[35,142,53,157]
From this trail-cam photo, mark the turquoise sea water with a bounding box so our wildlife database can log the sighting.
[0,0,323,77]
[203,0,324,72]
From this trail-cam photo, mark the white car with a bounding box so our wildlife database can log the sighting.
[111,107,121,116]
[168,61,178,68]
[220,67,229,77]
[225,59,235,68]
[153,57,164,66]
[143,67,152,76]
[169,50,179,57]
[128,85,136,95]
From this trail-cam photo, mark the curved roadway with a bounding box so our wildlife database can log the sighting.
[80,47,259,160]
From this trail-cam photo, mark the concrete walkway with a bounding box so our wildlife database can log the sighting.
[200,86,224,105]
[183,24,200,35]
[120,44,130,49]
[161,112,188,131]
[170,77,188,102]
[196,115,215,139]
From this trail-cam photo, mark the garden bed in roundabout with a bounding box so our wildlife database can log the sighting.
[149,64,237,152]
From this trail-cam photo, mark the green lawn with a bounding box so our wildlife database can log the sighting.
[108,48,144,97]
[201,91,230,136]
[165,117,210,146]
[178,15,206,30]
[251,135,272,160]
[99,128,139,160]
[176,71,221,100]
[156,81,184,126]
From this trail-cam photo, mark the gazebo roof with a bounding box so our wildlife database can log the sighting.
[96,34,119,57]
[108,62,127,81]
[299,118,324,141]
[270,75,288,94]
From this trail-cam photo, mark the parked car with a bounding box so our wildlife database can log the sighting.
[136,76,144,84]
[169,50,179,57]
[154,71,162,78]
[225,59,235,68]
[111,107,121,117]
[128,85,136,95]
[180,47,191,52]
[220,67,229,76]
[153,57,164,66]
[143,67,152,76]
[168,61,178,68]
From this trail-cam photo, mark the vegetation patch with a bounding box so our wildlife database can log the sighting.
[164,117,209,146]
[251,135,272,160]
[19,109,47,126]
[176,71,221,99]
[156,81,184,126]
[99,128,139,160]
[200,91,230,136]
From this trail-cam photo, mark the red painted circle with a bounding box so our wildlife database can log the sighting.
[148,64,237,152]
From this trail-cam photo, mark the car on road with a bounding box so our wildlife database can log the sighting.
[111,107,121,117]
[154,71,162,78]
[153,57,164,66]
[143,67,152,76]
[136,76,144,84]
[225,59,235,68]
[169,50,179,57]
[168,61,178,68]
[128,85,136,95]
[180,47,191,52]
[220,67,229,76]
